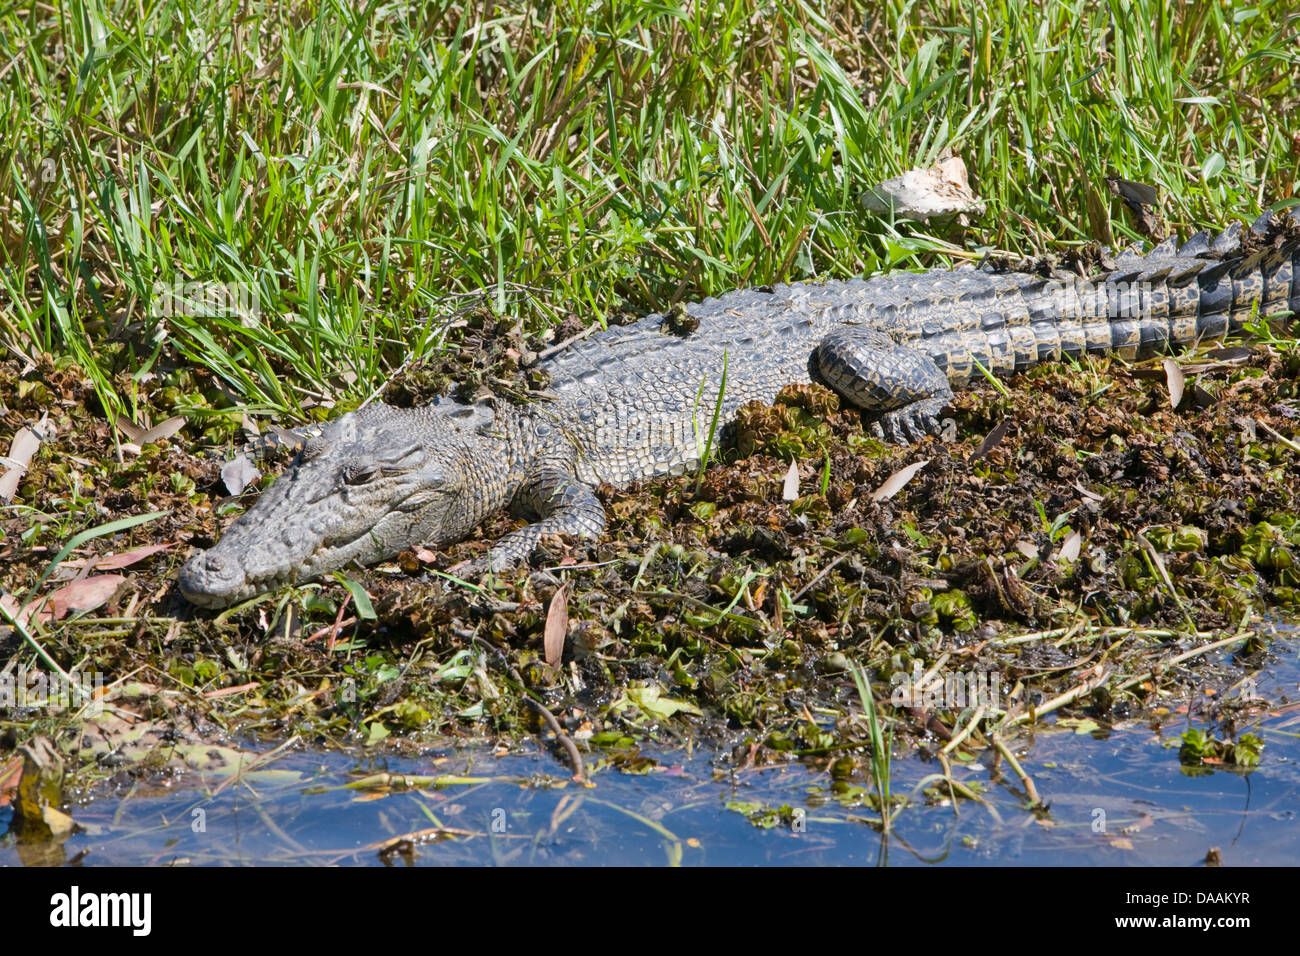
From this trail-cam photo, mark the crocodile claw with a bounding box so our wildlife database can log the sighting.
[448,548,516,580]
[871,399,949,445]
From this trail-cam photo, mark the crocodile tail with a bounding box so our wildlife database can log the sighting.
[1022,209,1300,363]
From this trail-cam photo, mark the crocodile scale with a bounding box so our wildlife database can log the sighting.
[179,211,1300,607]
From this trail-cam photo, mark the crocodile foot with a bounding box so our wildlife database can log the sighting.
[870,396,950,444]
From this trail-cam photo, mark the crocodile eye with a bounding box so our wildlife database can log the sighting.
[342,462,381,485]
[302,436,331,462]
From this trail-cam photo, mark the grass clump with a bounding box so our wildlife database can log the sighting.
[1,0,1296,421]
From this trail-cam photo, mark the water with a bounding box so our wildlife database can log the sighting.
[3,624,1296,866]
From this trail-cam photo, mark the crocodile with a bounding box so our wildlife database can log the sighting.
[179,211,1300,607]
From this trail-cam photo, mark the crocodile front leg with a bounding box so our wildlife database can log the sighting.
[815,327,955,443]
[484,466,607,570]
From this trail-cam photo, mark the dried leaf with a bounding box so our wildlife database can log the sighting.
[782,460,800,501]
[871,459,929,502]
[66,543,172,571]
[44,575,126,621]
[1055,531,1082,564]
[96,543,172,571]
[0,425,43,503]
[544,583,569,668]
[1127,368,1167,380]
[1136,532,1177,594]
[114,414,146,442]
[136,415,186,445]
[1122,813,1156,835]
[1084,180,1114,247]
[41,805,77,837]
[3,426,42,469]
[221,455,261,496]
[1073,482,1104,502]
[1191,384,1217,408]
[1105,177,1160,207]
[1163,358,1184,409]
[971,418,1011,461]
[1204,347,1254,364]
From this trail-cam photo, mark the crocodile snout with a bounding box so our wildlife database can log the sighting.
[178,549,249,607]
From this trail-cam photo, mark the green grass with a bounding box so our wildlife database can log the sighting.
[1,0,1298,423]
[692,347,727,496]
[850,659,895,833]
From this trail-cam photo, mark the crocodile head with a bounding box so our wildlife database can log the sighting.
[178,401,496,607]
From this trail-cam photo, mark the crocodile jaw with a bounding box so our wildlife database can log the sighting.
[178,405,471,607]
[177,473,456,607]
[178,521,395,608]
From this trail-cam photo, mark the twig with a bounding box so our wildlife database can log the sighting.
[861,28,908,86]
[327,594,353,652]
[1256,418,1300,454]
[539,559,624,572]
[990,731,1041,806]
[1136,530,1198,633]
[532,321,604,362]
[304,615,358,644]
[992,625,1214,646]
[791,552,851,603]
[367,825,479,854]
[1000,667,1111,728]
[938,751,1004,825]
[359,353,415,409]
[1114,630,1255,692]
[940,704,987,754]
[525,698,586,782]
